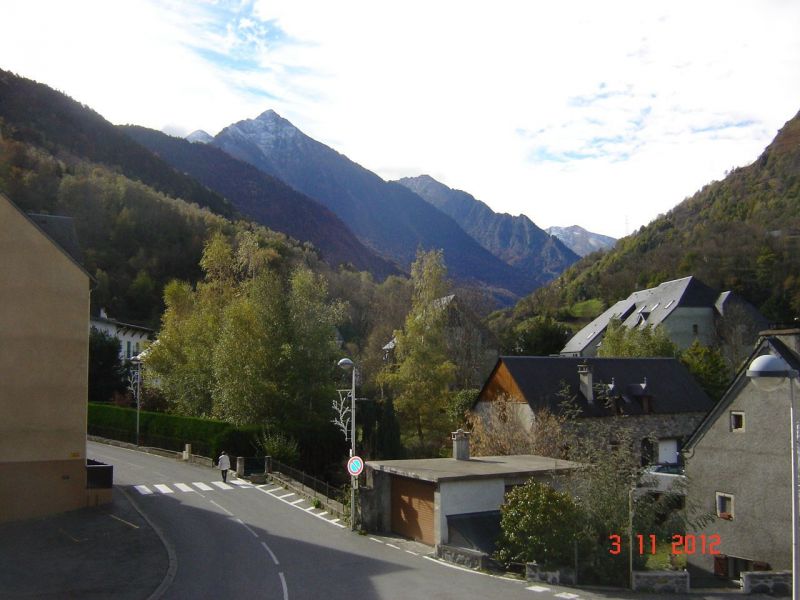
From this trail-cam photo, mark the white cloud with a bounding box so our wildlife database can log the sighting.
[2,0,799,238]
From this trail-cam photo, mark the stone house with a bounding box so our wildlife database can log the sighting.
[561,276,767,369]
[473,356,715,466]
[682,329,800,584]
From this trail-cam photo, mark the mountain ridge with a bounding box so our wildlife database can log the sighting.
[396,174,579,286]
[212,110,539,300]
[545,225,616,257]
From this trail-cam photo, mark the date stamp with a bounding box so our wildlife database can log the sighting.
[609,533,721,555]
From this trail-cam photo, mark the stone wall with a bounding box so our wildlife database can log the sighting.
[632,570,690,593]
[741,571,791,595]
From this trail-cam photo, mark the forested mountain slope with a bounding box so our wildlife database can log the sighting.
[516,109,800,324]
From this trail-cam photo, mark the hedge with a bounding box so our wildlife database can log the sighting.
[88,404,261,459]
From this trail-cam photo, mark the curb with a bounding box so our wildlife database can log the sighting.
[119,486,178,600]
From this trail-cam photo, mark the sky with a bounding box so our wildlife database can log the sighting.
[3,1,800,239]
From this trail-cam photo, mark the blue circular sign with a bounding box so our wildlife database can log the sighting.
[347,456,364,476]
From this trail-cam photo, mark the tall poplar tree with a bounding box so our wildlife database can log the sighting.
[380,249,456,451]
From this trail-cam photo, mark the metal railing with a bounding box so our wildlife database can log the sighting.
[269,458,345,504]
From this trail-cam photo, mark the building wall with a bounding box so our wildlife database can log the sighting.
[663,307,716,350]
[438,478,506,545]
[685,379,793,577]
[0,197,89,522]
[90,320,149,359]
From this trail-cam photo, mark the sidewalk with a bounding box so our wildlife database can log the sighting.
[0,487,170,599]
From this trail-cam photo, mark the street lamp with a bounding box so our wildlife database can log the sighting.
[338,357,357,531]
[129,349,149,447]
[747,353,800,600]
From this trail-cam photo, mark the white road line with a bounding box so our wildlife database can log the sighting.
[261,541,280,565]
[192,482,214,491]
[279,572,288,600]
[369,537,384,544]
[236,518,259,538]
[209,500,233,516]
[265,487,283,493]
[405,550,419,556]
[526,585,551,592]
[554,594,580,599]
[315,511,328,516]
[230,480,253,487]
[174,483,194,492]
[254,486,344,528]
[277,493,295,499]
[211,481,234,490]
[385,543,401,550]
[154,484,174,494]
[290,498,304,505]
[330,518,341,524]
[134,485,153,495]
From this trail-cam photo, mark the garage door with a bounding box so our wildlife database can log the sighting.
[391,476,435,545]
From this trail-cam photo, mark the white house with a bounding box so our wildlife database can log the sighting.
[90,309,153,360]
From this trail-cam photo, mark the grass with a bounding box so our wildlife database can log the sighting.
[570,299,605,319]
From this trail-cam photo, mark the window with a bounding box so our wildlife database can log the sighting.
[692,324,699,335]
[716,492,734,519]
[730,411,745,432]
[126,340,132,358]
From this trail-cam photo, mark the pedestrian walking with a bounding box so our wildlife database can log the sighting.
[218,450,231,482]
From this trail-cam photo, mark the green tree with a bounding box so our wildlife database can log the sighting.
[380,249,456,451]
[597,319,678,358]
[88,327,127,403]
[680,340,731,401]
[496,480,584,567]
[510,316,571,355]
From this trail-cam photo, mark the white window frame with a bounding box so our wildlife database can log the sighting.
[730,411,745,432]
[716,492,734,519]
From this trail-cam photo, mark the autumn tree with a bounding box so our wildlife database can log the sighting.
[379,249,456,452]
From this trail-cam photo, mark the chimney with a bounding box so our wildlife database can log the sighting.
[452,429,470,460]
[578,363,593,404]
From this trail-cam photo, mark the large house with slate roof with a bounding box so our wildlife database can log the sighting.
[473,356,715,465]
[683,329,800,583]
[561,276,766,369]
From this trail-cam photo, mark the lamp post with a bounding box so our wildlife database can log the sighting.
[747,353,800,600]
[338,357,357,531]
[129,355,143,446]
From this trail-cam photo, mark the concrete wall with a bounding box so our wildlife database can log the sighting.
[438,478,505,545]
[685,378,794,577]
[663,307,715,349]
[0,196,90,522]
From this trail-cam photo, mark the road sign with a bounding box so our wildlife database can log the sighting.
[347,455,364,477]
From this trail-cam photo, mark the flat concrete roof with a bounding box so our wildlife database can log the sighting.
[366,454,578,484]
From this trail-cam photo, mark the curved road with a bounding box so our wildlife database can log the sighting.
[89,441,616,600]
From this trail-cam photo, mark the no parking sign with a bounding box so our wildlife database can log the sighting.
[347,455,364,477]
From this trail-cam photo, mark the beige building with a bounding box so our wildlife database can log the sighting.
[0,194,92,522]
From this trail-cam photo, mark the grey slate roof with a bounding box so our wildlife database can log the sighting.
[480,355,714,417]
[561,276,721,354]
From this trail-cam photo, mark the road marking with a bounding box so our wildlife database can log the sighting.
[209,500,233,516]
[277,493,295,499]
[369,537,384,544]
[279,572,288,600]
[386,543,401,550]
[192,482,214,491]
[554,594,579,599]
[211,481,234,490]
[330,518,341,524]
[134,485,153,495]
[304,506,317,512]
[526,585,551,592]
[262,541,280,565]
[315,511,327,516]
[254,486,344,528]
[290,498,304,505]
[174,483,194,492]
[230,480,253,487]
[154,484,174,494]
[405,550,419,556]
[265,487,283,493]
[109,514,140,529]
[236,518,259,538]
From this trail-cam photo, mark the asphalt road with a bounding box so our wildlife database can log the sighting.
[88,441,707,600]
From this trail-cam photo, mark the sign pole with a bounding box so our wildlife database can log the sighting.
[350,366,356,531]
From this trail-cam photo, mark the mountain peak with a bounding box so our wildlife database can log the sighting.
[185,130,213,144]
